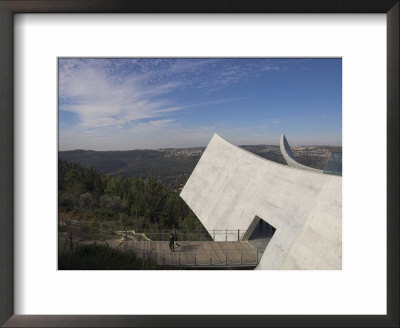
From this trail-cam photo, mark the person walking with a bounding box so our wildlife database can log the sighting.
[172,229,181,248]
[169,232,175,252]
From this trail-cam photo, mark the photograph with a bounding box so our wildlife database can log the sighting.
[58,58,342,270]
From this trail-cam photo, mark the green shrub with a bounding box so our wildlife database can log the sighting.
[81,224,90,233]
[58,243,159,270]
[89,225,99,234]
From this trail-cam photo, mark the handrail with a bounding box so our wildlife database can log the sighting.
[61,220,249,241]
[130,248,264,267]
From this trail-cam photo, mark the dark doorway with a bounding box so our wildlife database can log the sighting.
[242,216,276,252]
[249,217,276,240]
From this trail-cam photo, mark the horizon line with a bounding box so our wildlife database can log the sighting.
[58,143,343,152]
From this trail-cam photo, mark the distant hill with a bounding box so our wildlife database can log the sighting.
[59,148,202,190]
[59,145,341,190]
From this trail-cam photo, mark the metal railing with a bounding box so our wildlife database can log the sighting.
[133,248,263,267]
[62,219,123,236]
[60,220,248,242]
[135,229,247,242]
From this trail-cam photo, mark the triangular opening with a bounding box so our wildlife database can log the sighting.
[242,215,276,252]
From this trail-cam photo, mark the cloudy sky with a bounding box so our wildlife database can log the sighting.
[58,58,341,150]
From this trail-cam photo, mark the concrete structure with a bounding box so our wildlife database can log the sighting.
[180,133,342,270]
[280,134,323,173]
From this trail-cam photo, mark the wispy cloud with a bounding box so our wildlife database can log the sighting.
[59,58,285,131]
[59,59,187,129]
[147,119,176,127]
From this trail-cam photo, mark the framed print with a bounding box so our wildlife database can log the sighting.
[0,1,398,327]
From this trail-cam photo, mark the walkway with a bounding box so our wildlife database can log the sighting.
[100,240,263,268]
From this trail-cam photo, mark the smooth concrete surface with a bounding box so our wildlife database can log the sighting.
[180,134,342,270]
[280,134,323,173]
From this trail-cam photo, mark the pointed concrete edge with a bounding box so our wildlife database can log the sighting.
[280,134,323,173]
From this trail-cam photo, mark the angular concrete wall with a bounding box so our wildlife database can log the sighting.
[180,134,342,270]
[280,134,323,173]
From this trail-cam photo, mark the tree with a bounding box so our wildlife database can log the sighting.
[104,175,128,198]
[80,192,94,209]
[143,176,166,223]
[60,192,76,210]
[99,195,122,216]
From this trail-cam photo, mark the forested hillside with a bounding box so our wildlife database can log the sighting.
[59,149,201,190]
[58,159,205,232]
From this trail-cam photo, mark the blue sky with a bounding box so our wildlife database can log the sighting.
[59,58,341,150]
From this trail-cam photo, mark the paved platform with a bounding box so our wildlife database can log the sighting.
[101,240,263,268]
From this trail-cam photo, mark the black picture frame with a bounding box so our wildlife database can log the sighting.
[0,1,398,327]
